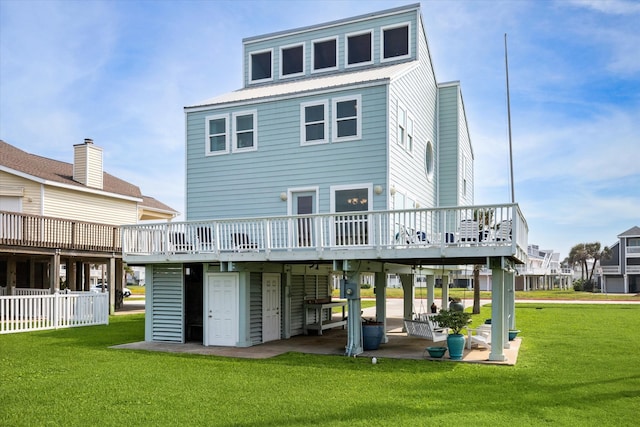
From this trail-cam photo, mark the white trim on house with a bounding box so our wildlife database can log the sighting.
[249,48,274,84]
[0,166,143,203]
[185,61,418,111]
[300,100,329,146]
[380,21,412,63]
[311,36,339,74]
[231,110,258,153]
[345,29,374,69]
[204,113,230,156]
[331,94,362,143]
[279,42,306,79]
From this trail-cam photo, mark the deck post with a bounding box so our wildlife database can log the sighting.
[426,274,435,310]
[399,273,414,321]
[441,273,449,309]
[375,271,388,343]
[489,257,507,361]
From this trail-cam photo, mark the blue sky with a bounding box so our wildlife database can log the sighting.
[1,0,638,258]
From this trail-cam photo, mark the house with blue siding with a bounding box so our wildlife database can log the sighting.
[122,4,528,361]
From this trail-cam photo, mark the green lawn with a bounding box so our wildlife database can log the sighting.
[1,304,639,426]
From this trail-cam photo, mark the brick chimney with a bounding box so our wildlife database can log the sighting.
[73,138,103,189]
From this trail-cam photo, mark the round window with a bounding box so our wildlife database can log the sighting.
[425,141,434,179]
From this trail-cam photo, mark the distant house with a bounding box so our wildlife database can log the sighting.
[122,3,528,361]
[600,226,640,293]
[0,139,178,311]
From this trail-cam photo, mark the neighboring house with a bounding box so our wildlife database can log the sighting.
[476,245,572,291]
[600,226,640,293]
[0,139,178,311]
[122,4,528,361]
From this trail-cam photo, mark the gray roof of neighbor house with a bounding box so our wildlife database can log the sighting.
[618,226,640,238]
[0,140,177,215]
[186,61,419,110]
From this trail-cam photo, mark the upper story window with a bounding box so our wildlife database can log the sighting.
[312,37,337,72]
[301,100,328,145]
[332,95,361,142]
[280,44,304,78]
[382,23,410,62]
[250,49,273,82]
[346,30,372,67]
[205,114,229,156]
[233,111,257,152]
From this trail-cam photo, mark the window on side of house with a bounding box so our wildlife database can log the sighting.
[281,44,304,78]
[382,23,410,61]
[406,115,414,152]
[332,95,361,142]
[233,111,257,152]
[312,37,337,72]
[250,49,272,82]
[205,114,229,155]
[300,100,328,145]
[397,104,406,146]
[346,31,372,66]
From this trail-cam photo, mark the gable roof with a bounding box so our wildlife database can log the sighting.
[185,61,418,110]
[618,226,640,238]
[0,140,178,215]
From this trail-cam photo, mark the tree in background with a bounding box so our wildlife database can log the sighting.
[567,243,612,289]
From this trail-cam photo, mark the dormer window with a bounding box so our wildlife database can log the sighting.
[312,37,337,72]
[280,44,304,78]
[346,31,372,66]
[382,23,410,62]
[250,49,272,82]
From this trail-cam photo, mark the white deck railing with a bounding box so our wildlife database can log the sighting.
[122,203,527,260]
[0,292,109,334]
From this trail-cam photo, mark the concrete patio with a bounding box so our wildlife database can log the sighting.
[113,316,520,365]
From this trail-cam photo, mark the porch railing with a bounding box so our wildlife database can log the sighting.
[122,203,527,258]
[0,210,121,252]
[0,292,109,334]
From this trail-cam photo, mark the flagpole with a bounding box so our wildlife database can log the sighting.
[505,33,515,203]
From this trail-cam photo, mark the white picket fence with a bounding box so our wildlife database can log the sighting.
[0,292,109,334]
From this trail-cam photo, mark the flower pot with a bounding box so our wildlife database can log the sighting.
[362,323,384,350]
[449,301,464,312]
[509,330,520,341]
[446,333,466,360]
[426,346,447,358]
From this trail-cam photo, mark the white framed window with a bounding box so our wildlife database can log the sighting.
[312,37,338,72]
[345,30,373,67]
[205,114,229,156]
[462,153,468,196]
[406,115,414,152]
[397,103,406,146]
[300,100,328,145]
[280,43,304,78]
[381,22,411,62]
[250,49,273,83]
[232,110,257,152]
[332,95,361,142]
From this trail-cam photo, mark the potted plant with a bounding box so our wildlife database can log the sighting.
[432,309,472,360]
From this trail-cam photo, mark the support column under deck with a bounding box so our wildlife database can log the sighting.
[375,271,388,343]
[489,258,507,361]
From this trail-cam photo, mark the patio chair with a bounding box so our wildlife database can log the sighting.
[458,219,480,243]
[196,226,215,252]
[232,233,259,252]
[467,324,491,349]
[169,232,192,253]
[495,220,512,241]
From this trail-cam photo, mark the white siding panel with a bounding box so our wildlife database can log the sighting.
[0,172,42,215]
[43,186,138,225]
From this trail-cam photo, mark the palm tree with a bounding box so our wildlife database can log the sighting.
[472,264,482,314]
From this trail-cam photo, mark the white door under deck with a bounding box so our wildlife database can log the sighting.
[205,273,238,347]
[262,273,281,343]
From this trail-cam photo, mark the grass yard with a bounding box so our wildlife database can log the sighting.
[1,305,639,426]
